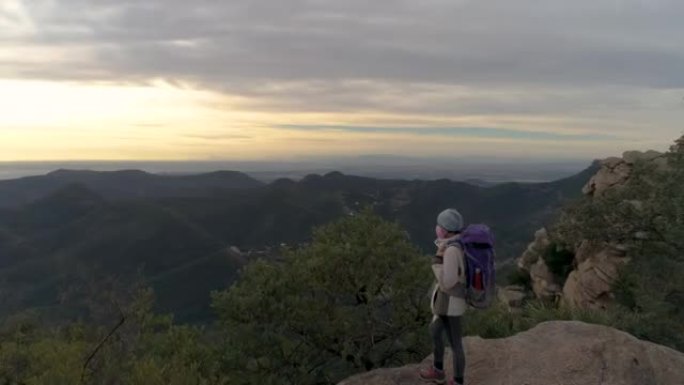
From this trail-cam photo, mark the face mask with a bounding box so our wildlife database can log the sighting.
[435,225,449,239]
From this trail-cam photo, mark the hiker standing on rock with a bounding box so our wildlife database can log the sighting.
[420,209,497,385]
[420,208,468,385]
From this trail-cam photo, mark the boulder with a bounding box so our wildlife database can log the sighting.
[517,228,550,271]
[516,228,561,301]
[529,257,562,301]
[339,321,684,385]
[562,245,629,310]
[583,151,668,197]
[573,240,594,264]
[582,157,632,197]
[602,156,623,168]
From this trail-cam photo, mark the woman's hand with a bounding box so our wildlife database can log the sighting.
[435,239,448,256]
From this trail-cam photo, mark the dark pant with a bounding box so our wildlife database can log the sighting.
[430,315,465,382]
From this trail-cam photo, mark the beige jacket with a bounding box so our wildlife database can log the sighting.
[430,236,467,317]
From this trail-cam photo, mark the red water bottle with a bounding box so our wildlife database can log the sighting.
[474,268,483,290]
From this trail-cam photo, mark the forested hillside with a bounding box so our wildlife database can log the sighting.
[0,165,596,323]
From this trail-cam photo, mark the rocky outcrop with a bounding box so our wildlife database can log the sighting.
[562,243,630,309]
[674,135,684,152]
[583,150,666,197]
[338,321,684,385]
[582,156,631,197]
[517,228,562,301]
[563,150,668,308]
[517,148,669,309]
[517,228,550,270]
[528,258,562,302]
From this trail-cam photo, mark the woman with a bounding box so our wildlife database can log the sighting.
[419,208,467,385]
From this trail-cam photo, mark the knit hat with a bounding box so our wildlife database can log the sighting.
[437,208,464,232]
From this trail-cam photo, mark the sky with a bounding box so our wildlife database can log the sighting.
[1,0,683,161]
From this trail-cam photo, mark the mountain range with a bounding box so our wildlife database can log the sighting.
[0,163,598,323]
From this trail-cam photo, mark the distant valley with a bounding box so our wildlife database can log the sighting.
[0,163,598,323]
[0,157,591,183]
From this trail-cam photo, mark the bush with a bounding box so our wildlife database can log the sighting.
[505,267,532,290]
[0,289,225,385]
[212,210,433,384]
[542,243,575,282]
[464,300,677,349]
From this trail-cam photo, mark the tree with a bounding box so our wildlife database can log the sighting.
[0,287,224,385]
[212,210,433,384]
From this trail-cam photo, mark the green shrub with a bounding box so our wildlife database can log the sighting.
[542,243,574,282]
[0,289,227,385]
[505,267,532,290]
[463,299,682,350]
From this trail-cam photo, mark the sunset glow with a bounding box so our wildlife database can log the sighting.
[1,1,683,161]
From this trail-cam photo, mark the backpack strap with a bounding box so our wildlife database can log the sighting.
[443,239,466,291]
[445,238,463,250]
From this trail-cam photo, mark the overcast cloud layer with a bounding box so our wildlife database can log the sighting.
[2,0,684,156]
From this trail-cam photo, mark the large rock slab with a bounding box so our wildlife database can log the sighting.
[339,321,684,385]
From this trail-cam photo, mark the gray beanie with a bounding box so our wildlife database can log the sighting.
[437,208,464,232]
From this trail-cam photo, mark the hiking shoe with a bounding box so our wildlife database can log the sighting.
[419,366,445,384]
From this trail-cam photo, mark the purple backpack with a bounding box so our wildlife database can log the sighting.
[449,224,496,309]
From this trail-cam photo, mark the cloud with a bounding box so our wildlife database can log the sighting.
[276,124,617,141]
[3,0,684,150]
[8,0,684,87]
[132,123,166,128]
[182,133,253,140]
